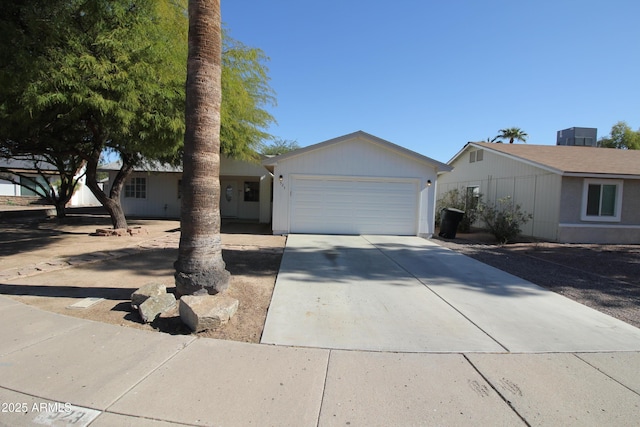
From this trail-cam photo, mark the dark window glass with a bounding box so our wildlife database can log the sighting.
[244,181,259,202]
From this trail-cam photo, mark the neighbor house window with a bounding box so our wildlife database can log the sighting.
[125,177,146,199]
[466,186,480,211]
[581,179,622,222]
[20,176,48,197]
[244,181,259,202]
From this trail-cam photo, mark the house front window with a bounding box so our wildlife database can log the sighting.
[581,179,622,222]
[244,181,259,202]
[125,177,146,199]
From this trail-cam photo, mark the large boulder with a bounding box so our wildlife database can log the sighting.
[131,282,167,310]
[138,293,177,323]
[179,295,239,332]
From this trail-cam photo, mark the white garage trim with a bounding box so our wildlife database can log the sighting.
[289,175,420,235]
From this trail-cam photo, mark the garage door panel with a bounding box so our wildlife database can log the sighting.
[290,177,418,235]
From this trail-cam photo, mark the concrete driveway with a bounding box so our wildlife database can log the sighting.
[261,235,640,352]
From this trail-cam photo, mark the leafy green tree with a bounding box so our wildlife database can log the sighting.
[221,34,276,161]
[599,121,640,150]
[174,0,230,296]
[260,138,300,155]
[0,0,186,228]
[0,1,275,229]
[496,127,528,144]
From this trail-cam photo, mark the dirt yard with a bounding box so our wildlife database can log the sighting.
[0,210,284,343]
[1,209,639,342]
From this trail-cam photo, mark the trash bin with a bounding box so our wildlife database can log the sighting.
[438,208,465,239]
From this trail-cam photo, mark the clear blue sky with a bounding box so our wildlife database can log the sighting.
[221,1,639,163]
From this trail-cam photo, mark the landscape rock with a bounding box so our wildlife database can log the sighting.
[127,226,148,235]
[94,228,128,236]
[131,282,167,309]
[139,293,176,323]
[179,294,239,332]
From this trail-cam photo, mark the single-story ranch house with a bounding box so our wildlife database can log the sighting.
[104,131,451,237]
[438,142,640,244]
[101,155,273,223]
[263,131,451,236]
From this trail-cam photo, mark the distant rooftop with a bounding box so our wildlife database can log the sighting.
[469,143,640,177]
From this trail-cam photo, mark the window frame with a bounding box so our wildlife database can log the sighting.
[243,181,260,202]
[465,185,480,211]
[124,177,147,199]
[580,179,623,222]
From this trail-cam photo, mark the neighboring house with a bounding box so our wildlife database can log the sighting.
[438,142,640,244]
[0,158,56,197]
[0,158,100,206]
[263,131,452,236]
[101,155,273,223]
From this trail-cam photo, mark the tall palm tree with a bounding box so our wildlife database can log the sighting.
[174,0,230,296]
[496,127,528,144]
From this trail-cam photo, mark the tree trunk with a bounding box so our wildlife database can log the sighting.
[54,199,67,219]
[84,148,130,229]
[51,168,82,220]
[174,0,230,297]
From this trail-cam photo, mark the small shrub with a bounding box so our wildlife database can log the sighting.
[478,196,532,244]
[436,188,482,233]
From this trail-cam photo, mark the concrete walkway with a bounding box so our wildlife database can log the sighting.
[1,232,640,425]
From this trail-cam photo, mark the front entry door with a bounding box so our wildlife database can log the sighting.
[220,180,238,217]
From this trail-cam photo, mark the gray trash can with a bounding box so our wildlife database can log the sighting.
[438,208,465,239]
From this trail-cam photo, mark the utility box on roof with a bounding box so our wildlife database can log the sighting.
[556,127,598,147]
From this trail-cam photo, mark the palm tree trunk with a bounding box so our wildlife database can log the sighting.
[174,0,230,297]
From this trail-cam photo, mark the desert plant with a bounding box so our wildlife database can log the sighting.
[478,196,532,243]
[435,188,482,233]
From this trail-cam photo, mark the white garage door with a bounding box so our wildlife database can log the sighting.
[290,176,418,235]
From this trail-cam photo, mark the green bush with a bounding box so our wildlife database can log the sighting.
[436,188,482,233]
[478,196,532,243]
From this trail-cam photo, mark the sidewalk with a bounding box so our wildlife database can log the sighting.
[1,294,640,426]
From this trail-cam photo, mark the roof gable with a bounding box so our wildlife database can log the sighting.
[263,131,452,172]
[453,142,640,177]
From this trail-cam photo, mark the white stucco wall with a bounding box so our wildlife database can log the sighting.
[0,178,19,196]
[109,156,272,222]
[269,135,439,236]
